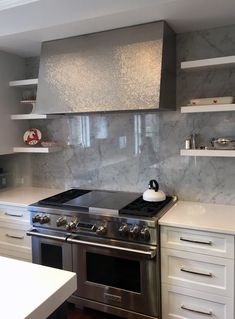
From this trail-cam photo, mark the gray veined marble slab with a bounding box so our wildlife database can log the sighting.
[4,24,235,206]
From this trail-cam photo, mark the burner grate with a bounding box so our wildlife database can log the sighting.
[120,196,173,217]
[38,189,91,206]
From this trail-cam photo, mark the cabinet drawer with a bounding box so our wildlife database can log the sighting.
[162,284,233,319]
[161,248,234,297]
[0,226,31,248]
[0,205,29,224]
[161,226,234,258]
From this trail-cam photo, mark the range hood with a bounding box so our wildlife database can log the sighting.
[36,21,176,114]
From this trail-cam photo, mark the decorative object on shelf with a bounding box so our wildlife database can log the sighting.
[184,134,197,150]
[23,128,42,146]
[189,96,234,106]
[211,137,235,150]
[185,137,191,150]
[20,99,37,113]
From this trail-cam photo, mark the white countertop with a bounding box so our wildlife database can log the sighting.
[0,256,76,319]
[0,186,63,207]
[159,200,235,235]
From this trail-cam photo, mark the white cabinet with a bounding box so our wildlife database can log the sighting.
[0,204,31,262]
[161,226,234,319]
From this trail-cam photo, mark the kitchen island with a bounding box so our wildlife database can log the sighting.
[0,256,77,319]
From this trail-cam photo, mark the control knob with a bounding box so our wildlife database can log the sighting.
[39,215,50,224]
[56,217,67,227]
[118,224,129,236]
[129,225,140,238]
[32,214,41,223]
[66,221,77,231]
[140,227,150,241]
[96,225,107,236]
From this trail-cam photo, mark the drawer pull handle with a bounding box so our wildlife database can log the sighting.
[181,304,212,316]
[180,237,212,245]
[5,212,23,218]
[180,266,212,277]
[6,233,24,240]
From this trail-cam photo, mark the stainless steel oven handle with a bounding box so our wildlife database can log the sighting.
[26,229,67,242]
[67,237,157,258]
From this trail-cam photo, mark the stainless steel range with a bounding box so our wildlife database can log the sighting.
[27,188,177,319]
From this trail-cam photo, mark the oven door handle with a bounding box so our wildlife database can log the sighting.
[26,229,67,242]
[67,237,157,258]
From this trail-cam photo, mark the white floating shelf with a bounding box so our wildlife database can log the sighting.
[181,55,235,71]
[11,114,60,120]
[9,78,38,87]
[13,146,61,153]
[181,104,235,113]
[181,149,235,157]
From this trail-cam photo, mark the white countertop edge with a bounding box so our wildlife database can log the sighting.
[159,220,235,235]
[0,256,77,319]
[0,186,64,207]
[159,200,235,235]
[26,272,77,319]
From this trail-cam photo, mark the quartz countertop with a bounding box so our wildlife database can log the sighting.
[159,200,235,235]
[0,186,64,207]
[0,256,76,319]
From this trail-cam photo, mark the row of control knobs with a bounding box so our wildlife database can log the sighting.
[32,215,150,241]
[32,214,107,235]
[119,224,150,240]
[32,214,50,224]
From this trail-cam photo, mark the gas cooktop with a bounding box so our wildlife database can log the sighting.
[38,188,174,218]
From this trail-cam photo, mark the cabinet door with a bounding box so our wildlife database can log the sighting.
[161,248,234,297]
[161,226,234,258]
[0,205,30,225]
[0,205,31,261]
[0,52,27,154]
[162,284,233,319]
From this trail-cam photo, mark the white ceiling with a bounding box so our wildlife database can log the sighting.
[0,0,235,57]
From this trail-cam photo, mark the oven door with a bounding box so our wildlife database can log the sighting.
[68,236,159,318]
[27,228,72,271]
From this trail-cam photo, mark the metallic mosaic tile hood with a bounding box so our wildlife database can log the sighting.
[36,21,176,114]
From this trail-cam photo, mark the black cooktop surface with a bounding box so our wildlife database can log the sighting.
[119,196,173,217]
[38,189,91,205]
[37,188,173,217]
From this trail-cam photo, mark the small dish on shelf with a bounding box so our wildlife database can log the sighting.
[20,100,36,113]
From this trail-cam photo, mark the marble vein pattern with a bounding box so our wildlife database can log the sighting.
[4,24,235,205]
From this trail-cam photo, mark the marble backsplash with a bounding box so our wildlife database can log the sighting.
[15,24,235,204]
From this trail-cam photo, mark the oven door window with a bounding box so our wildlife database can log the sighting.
[86,252,140,293]
[41,243,63,269]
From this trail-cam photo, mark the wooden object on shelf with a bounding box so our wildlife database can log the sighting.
[13,146,61,153]
[180,149,235,157]
[181,55,235,71]
[181,104,235,113]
